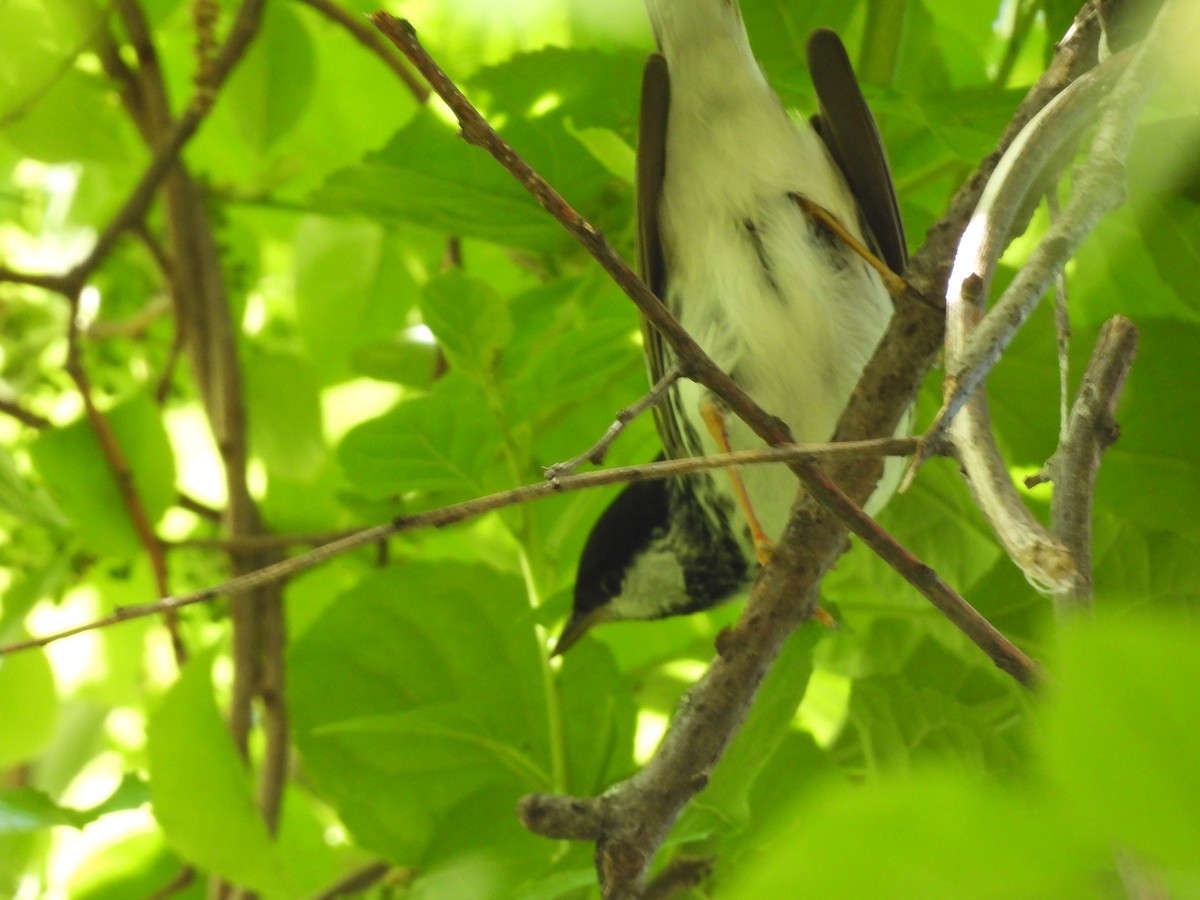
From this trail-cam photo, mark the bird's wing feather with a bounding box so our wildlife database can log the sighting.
[636,52,687,458]
[806,28,907,273]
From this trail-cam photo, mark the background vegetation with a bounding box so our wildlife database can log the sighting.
[0,0,1197,897]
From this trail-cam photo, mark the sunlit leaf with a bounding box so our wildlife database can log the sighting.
[147,652,293,896]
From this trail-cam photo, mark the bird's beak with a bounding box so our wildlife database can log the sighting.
[550,607,606,657]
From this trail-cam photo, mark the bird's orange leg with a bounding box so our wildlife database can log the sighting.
[699,395,838,628]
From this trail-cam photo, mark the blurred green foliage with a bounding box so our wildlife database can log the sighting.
[1,0,1198,897]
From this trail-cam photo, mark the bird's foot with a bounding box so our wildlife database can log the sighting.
[791,193,909,300]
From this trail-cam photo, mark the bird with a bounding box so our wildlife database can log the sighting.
[553,0,906,655]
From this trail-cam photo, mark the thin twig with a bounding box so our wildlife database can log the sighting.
[310,861,396,900]
[0,398,52,430]
[797,460,1040,687]
[545,364,682,478]
[1047,192,1072,447]
[0,438,919,657]
[145,866,196,900]
[116,0,288,846]
[294,0,429,103]
[64,288,186,664]
[167,529,363,552]
[367,14,793,453]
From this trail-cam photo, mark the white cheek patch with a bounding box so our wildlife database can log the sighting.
[608,548,690,622]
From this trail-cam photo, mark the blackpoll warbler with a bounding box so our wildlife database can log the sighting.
[555,1,906,654]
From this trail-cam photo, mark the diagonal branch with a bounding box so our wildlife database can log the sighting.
[294,0,429,103]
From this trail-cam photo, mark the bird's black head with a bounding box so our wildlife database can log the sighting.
[554,473,751,654]
[553,477,672,655]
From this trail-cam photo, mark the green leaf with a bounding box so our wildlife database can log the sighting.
[0,0,131,167]
[1043,616,1200,876]
[1094,320,1200,531]
[0,647,57,768]
[467,46,645,140]
[349,333,439,387]
[67,829,202,900]
[725,772,1101,899]
[3,70,132,165]
[147,651,292,896]
[743,0,854,96]
[419,271,512,382]
[507,316,639,431]
[1138,194,1200,301]
[1074,211,1199,328]
[336,374,498,501]
[0,0,90,113]
[681,630,817,835]
[1092,516,1200,614]
[226,2,316,152]
[310,109,621,254]
[401,783,558,900]
[829,624,1028,776]
[0,446,64,530]
[0,774,143,837]
[876,456,1003,593]
[293,216,420,383]
[28,394,177,558]
[244,349,326,479]
[555,640,638,795]
[290,564,561,863]
[0,788,85,833]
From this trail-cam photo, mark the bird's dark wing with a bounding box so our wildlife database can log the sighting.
[806,28,907,273]
[636,53,687,458]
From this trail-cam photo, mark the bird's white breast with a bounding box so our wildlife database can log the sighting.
[657,66,893,542]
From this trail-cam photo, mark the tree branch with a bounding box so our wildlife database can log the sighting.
[546,364,682,478]
[294,0,429,103]
[64,287,186,664]
[909,59,1130,590]
[1046,315,1139,610]
[0,439,919,656]
[0,0,265,296]
[0,398,52,430]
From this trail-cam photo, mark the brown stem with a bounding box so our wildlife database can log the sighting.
[546,364,683,478]
[64,289,186,664]
[1047,315,1139,610]
[0,438,921,656]
[0,398,52,430]
[294,0,429,102]
[310,861,396,900]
